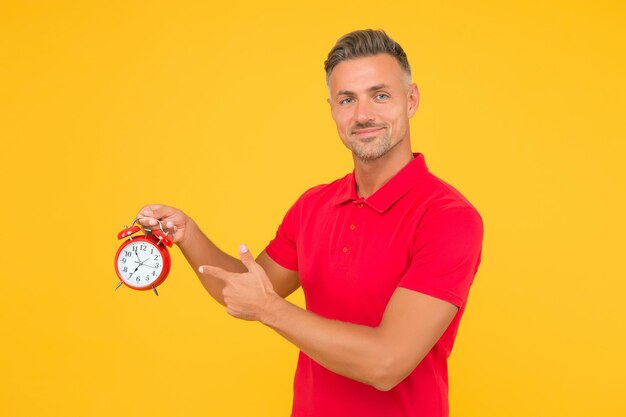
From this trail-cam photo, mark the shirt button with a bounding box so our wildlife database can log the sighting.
[357,203,364,208]
[350,224,356,230]
[342,247,348,253]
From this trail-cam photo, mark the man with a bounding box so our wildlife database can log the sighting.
[137,29,483,417]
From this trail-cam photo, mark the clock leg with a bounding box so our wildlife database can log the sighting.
[152,286,159,296]
[114,281,124,291]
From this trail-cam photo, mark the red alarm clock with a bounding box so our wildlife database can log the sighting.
[114,218,172,296]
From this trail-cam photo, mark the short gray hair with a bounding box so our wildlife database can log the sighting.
[324,29,411,84]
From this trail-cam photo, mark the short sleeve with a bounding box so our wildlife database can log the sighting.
[398,207,484,308]
[265,197,302,271]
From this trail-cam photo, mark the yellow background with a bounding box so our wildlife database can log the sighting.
[1,1,625,416]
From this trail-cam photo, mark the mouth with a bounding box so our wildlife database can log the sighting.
[351,126,385,137]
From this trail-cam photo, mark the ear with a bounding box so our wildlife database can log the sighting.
[326,80,334,110]
[407,83,420,118]
[327,96,337,118]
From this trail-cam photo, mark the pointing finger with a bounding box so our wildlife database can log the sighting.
[199,265,231,281]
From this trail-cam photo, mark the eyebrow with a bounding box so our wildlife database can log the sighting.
[336,84,390,97]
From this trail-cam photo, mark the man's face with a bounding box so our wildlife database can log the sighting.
[328,54,419,161]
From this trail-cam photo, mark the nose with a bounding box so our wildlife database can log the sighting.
[354,99,374,124]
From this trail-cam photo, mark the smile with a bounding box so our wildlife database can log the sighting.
[351,127,385,137]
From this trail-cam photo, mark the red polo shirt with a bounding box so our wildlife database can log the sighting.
[266,154,483,417]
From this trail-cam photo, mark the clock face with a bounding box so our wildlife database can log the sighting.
[116,238,165,289]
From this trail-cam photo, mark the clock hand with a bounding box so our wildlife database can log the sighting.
[128,264,140,279]
[128,253,143,276]
[135,260,156,267]
[133,256,152,270]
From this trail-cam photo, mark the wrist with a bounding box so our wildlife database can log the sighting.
[177,218,199,249]
[260,292,289,328]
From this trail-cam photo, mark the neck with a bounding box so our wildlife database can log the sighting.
[353,143,414,198]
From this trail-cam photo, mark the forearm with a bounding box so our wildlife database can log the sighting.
[261,296,392,390]
[178,221,246,305]
[205,248,456,391]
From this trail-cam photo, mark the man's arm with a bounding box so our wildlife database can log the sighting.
[178,225,300,304]
[256,250,301,298]
[201,246,457,391]
[136,205,300,305]
[265,286,457,391]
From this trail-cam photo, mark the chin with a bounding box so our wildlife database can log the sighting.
[353,147,391,161]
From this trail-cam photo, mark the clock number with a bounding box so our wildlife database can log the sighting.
[136,277,140,283]
[122,267,128,272]
[121,258,126,264]
[155,263,160,268]
[154,255,159,261]
[125,251,132,257]
[140,244,147,251]
[151,248,154,255]
[152,271,155,276]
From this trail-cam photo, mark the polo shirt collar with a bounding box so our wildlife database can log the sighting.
[333,153,429,213]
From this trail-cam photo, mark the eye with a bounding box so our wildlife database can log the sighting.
[339,97,355,105]
[375,93,390,101]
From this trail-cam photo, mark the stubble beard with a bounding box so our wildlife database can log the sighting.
[348,129,394,161]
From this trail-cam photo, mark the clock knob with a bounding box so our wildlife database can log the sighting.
[117,225,141,239]
[152,229,173,247]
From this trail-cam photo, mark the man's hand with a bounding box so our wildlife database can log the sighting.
[135,204,193,245]
[199,244,281,321]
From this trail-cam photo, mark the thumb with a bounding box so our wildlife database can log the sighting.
[238,243,256,272]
